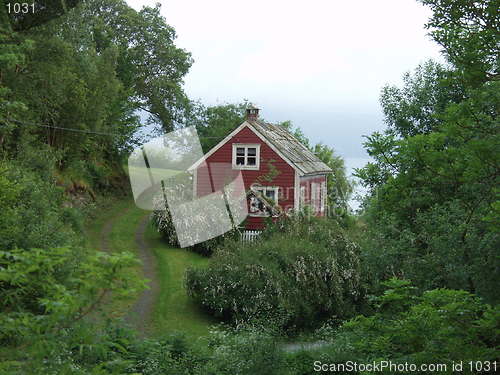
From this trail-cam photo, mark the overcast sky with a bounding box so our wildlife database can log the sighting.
[127,0,443,197]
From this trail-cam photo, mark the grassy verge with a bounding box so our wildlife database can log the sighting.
[144,223,218,339]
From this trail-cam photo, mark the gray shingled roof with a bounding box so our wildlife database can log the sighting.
[248,120,332,175]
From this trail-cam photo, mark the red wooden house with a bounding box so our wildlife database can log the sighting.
[188,106,332,230]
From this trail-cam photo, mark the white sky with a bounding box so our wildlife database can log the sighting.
[127,0,443,200]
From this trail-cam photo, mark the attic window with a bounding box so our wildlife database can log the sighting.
[232,144,260,170]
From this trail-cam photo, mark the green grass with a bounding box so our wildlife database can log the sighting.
[144,223,218,339]
[85,196,217,338]
[85,198,133,250]
[85,197,148,318]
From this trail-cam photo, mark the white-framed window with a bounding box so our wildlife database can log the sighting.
[311,182,320,209]
[253,186,279,203]
[320,181,326,213]
[300,185,306,207]
[249,186,279,216]
[232,144,260,170]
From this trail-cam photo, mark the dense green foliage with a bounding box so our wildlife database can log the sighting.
[356,0,499,302]
[1,0,498,372]
[75,0,193,131]
[186,217,361,332]
[0,246,141,345]
[0,154,145,370]
[0,156,79,251]
[420,0,499,85]
[3,279,496,374]
[0,324,287,375]
[0,0,186,370]
[4,1,82,31]
[188,102,248,153]
[1,0,188,350]
[312,279,499,374]
[1,0,192,193]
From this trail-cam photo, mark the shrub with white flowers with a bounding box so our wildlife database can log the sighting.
[150,194,241,256]
[186,216,362,332]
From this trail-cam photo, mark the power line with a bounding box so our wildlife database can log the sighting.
[2,118,324,155]
[5,118,123,137]
[2,118,228,139]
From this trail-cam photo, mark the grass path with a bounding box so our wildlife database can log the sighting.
[85,198,145,320]
[123,215,159,336]
[86,196,216,339]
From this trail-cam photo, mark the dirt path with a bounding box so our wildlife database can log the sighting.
[98,206,129,253]
[124,214,160,336]
[97,203,159,336]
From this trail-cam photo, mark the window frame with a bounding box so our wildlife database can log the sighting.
[253,186,279,203]
[320,181,326,213]
[249,185,279,217]
[300,185,306,208]
[232,143,260,170]
[311,182,319,208]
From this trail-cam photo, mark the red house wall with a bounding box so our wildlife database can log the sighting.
[299,174,327,217]
[195,126,296,230]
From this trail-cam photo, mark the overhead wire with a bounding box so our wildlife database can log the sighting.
[2,118,228,139]
[2,118,324,156]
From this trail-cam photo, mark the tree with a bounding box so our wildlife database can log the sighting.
[188,101,248,152]
[0,6,32,147]
[419,0,499,85]
[74,0,193,132]
[355,1,499,302]
[357,77,499,301]
[4,1,82,31]
[1,0,193,192]
[380,60,465,137]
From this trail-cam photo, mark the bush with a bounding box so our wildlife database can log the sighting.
[315,279,500,373]
[0,160,81,251]
[360,199,500,304]
[0,246,143,346]
[151,203,179,246]
[201,326,285,375]
[1,323,288,375]
[186,216,362,332]
[151,199,240,256]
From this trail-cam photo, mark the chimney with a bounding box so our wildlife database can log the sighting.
[246,104,260,121]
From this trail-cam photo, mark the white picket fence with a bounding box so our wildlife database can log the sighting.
[240,230,261,242]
